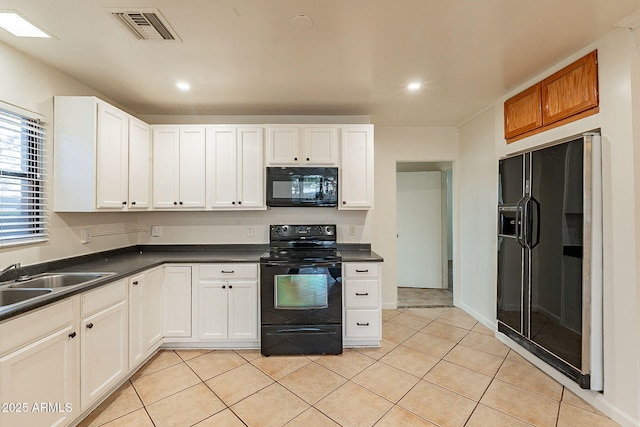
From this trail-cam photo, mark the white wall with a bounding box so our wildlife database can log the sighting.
[0,41,143,268]
[457,108,497,326]
[457,28,640,427]
[372,127,459,308]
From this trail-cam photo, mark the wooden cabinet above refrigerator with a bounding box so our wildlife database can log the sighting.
[504,51,598,143]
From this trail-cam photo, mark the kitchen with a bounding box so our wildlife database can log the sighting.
[0,1,639,427]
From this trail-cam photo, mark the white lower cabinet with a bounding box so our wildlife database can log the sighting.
[163,265,192,338]
[128,273,145,368]
[0,299,79,427]
[197,264,258,342]
[128,268,164,369]
[343,262,382,346]
[145,267,164,351]
[80,280,128,411]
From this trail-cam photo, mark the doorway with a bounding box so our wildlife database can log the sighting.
[396,162,453,307]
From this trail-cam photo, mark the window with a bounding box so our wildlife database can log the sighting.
[0,103,47,246]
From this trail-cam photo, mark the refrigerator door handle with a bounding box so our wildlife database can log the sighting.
[515,197,526,248]
[522,195,531,248]
[529,197,541,249]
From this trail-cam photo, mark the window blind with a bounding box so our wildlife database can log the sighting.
[0,105,47,246]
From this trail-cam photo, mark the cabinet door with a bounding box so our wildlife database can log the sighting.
[163,266,192,337]
[96,102,128,209]
[128,117,151,209]
[179,127,206,208]
[304,127,338,165]
[0,325,79,427]
[152,127,180,208]
[198,281,228,340]
[267,127,300,165]
[81,300,128,410]
[542,51,598,125]
[238,127,265,208]
[339,125,374,210]
[504,84,542,140]
[228,281,258,340]
[145,267,164,351]
[207,127,239,208]
[128,274,145,368]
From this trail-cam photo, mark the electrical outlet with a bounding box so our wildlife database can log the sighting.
[151,225,160,237]
[80,229,91,244]
[349,225,356,236]
[246,226,254,237]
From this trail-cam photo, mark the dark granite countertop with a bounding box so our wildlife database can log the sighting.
[0,244,382,322]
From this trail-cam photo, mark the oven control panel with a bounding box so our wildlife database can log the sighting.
[270,224,336,240]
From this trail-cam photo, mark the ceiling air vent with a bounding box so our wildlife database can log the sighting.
[108,9,181,41]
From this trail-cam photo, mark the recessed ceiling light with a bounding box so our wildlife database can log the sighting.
[0,11,51,38]
[291,14,313,31]
[176,81,191,91]
[407,82,422,91]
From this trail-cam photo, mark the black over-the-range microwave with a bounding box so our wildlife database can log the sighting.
[266,167,338,207]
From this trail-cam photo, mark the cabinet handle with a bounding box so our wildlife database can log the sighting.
[306,157,310,161]
[294,157,298,161]
[132,281,139,286]
[355,269,369,273]
[68,331,77,339]
[229,285,233,289]
[131,201,136,206]
[173,202,178,206]
[355,292,369,296]
[356,322,370,326]
[232,201,236,205]
[222,285,226,289]
[238,201,242,205]
[86,323,94,329]
[179,201,183,205]
[122,201,127,205]
[342,201,346,205]
[221,270,234,274]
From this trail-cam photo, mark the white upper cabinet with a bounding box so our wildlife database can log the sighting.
[339,125,374,210]
[54,96,150,212]
[206,126,265,209]
[127,118,151,209]
[267,125,338,166]
[152,126,206,209]
[304,126,338,165]
[266,126,299,165]
[95,103,128,209]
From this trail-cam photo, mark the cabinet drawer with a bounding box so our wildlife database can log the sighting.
[345,310,381,339]
[344,263,379,278]
[0,298,75,355]
[81,279,127,317]
[344,280,379,308]
[199,264,258,280]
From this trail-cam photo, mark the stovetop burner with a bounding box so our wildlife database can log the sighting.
[260,224,341,264]
[260,248,342,263]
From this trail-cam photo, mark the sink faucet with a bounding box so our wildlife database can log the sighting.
[0,263,21,281]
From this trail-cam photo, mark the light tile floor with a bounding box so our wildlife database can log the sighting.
[80,308,620,427]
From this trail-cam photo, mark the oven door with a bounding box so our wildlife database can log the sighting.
[260,262,342,326]
[260,261,342,355]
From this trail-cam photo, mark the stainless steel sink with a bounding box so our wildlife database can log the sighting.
[8,272,115,289]
[0,289,52,306]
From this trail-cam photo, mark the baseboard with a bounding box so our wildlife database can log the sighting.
[456,301,496,331]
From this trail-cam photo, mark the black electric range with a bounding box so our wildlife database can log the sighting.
[260,225,343,356]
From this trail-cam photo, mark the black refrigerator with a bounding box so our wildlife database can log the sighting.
[497,132,603,390]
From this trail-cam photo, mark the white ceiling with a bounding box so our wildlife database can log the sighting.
[1,0,640,126]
